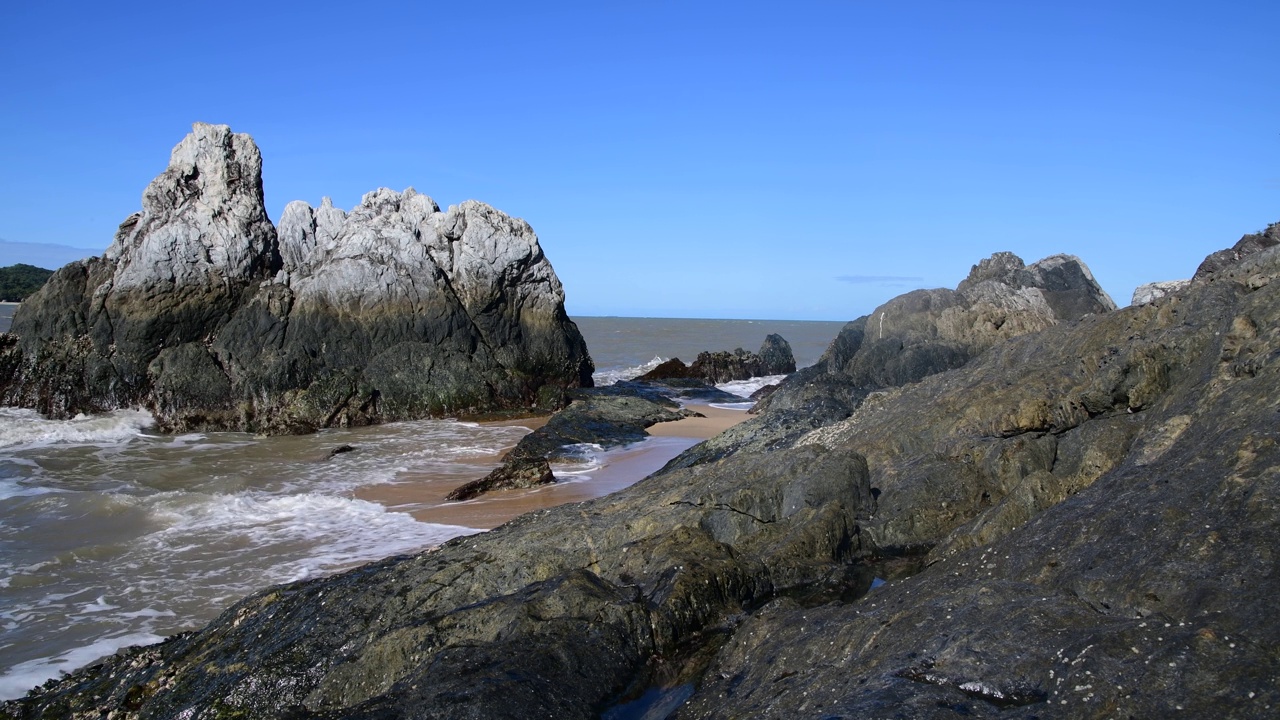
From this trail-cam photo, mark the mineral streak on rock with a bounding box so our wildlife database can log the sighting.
[0,123,593,433]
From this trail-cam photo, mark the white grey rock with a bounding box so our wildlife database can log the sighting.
[1131,279,1190,306]
[105,122,276,293]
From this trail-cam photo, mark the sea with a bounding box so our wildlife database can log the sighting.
[0,313,845,700]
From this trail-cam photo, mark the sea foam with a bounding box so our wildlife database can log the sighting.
[0,408,156,450]
[593,356,666,386]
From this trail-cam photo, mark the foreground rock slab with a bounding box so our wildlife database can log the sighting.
[0,123,592,433]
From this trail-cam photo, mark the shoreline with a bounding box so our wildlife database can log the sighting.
[355,402,749,530]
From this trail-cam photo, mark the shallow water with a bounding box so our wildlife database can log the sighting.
[0,410,523,698]
[0,316,844,699]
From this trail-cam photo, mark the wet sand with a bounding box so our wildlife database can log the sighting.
[356,403,750,530]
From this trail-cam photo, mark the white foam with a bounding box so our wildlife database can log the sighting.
[0,408,155,450]
[0,414,522,699]
[139,491,479,582]
[716,374,788,399]
[550,443,607,477]
[593,356,667,386]
[707,401,754,411]
[0,631,164,701]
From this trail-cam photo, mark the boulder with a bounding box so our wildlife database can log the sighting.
[635,357,696,380]
[0,123,593,433]
[446,457,556,501]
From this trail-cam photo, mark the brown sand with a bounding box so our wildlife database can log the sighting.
[646,404,750,437]
[356,403,749,530]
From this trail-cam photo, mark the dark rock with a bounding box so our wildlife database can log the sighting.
[746,383,778,401]
[638,335,795,385]
[0,123,593,434]
[326,444,356,459]
[1193,221,1280,280]
[628,377,751,405]
[755,332,795,374]
[635,357,696,380]
[446,457,555,501]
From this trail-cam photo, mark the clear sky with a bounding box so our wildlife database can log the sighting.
[1,1,1276,320]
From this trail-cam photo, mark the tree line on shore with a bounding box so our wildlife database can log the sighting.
[0,263,53,302]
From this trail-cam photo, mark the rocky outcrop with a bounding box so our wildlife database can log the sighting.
[1193,220,1280,280]
[638,334,796,383]
[6,231,1278,719]
[661,251,1116,470]
[0,124,592,433]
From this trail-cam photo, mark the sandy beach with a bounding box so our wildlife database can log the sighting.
[356,403,749,530]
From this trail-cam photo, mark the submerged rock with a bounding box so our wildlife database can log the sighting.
[0,124,592,433]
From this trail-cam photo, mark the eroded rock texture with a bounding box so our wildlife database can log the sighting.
[0,124,592,433]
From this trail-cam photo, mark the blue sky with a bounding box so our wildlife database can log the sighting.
[2,1,1276,320]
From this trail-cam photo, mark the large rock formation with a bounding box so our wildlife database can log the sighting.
[661,251,1117,470]
[0,124,593,433]
[7,228,1279,718]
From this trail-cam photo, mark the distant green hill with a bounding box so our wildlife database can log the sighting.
[0,263,54,302]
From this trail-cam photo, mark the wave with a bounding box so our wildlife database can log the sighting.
[0,631,166,701]
[0,487,481,700]
[716,374,787,399]
[0,408,156,451]
[593,356,666,386]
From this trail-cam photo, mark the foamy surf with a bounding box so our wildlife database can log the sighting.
[716,374,787,399]
[0,408,156,450]
[0,631,165,701]
[0,411,526,700]
[593,356,666,386]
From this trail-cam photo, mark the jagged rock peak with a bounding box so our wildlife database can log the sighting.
[104,122,278,292]
[956,250,1025,291]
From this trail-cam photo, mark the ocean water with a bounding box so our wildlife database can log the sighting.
[574,316,845,384]
[0,315,845,699]
[0,305,15,334]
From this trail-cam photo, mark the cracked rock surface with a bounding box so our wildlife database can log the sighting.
[0,123,592,433]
